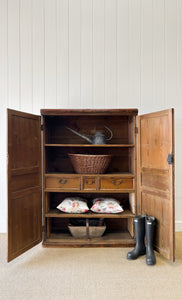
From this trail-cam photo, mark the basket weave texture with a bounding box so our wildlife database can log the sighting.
[68,153,112,174]
[68,225,106,238]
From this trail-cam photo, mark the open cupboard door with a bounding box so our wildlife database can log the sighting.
[8,109,42,262]
[138,109,175,261]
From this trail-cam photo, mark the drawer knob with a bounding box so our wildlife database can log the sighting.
[85,179,95,185]
[59,179,67,184]
[112,179,123,186]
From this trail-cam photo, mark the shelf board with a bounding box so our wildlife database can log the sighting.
[44,188,135,193]
[44,172,135,177]
[44,144,135,147]
[42,231,136,247]
[45,209,134,219]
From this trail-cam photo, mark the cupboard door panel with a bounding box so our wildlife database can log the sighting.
[8,189,42,260]
[8,109,42,262]
[138,109,175,261]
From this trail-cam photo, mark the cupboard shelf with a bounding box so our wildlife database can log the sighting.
[42,232,136,248]
[45,189,136,193]
[44,144,135,147]
[45,209,134,219]
[44,173,135,177]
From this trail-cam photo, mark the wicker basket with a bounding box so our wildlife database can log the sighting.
[68,153,112,174]
[68,219,106,238]
[68,225,106,238]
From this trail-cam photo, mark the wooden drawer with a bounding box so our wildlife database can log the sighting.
[100,177,133,190]
[45,176,81,190]
[82,177,97,190]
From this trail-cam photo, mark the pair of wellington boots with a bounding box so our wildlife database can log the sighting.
[127,215,156,265]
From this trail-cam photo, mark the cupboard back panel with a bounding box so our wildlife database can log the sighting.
[44,116,130,144]
[51,218,69,233]
[50,218,128,234]
[105,219,127,232]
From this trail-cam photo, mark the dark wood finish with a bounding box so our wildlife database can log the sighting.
[7,108,175,261]
[41,109,138,116]
[8,109,42,262]
[138,109,175,262]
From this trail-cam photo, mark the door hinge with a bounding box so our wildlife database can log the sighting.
[167,153,174,165]
[41,124,43,131]
[135,127,138,134]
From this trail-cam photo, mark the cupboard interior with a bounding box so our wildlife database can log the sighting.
[44,217,135,247]
[44,115,135,145]
[45,147,135,174]
[45,192,134,212]
[43,112,136,247]
[44,192,136,243]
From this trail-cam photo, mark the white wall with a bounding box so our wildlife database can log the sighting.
[0,0,182,232]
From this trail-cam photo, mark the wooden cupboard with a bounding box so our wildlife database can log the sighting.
[7,108,175,262]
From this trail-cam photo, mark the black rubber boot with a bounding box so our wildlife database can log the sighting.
[127,215,146,260]
[145,216,156,265]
